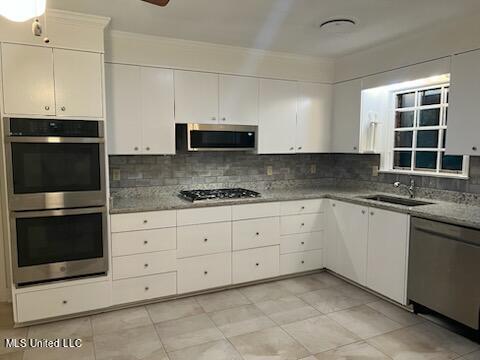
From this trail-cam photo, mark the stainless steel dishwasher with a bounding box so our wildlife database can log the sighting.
[408,217,480,330]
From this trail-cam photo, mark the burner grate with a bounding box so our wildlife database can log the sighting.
[180,188,260,202]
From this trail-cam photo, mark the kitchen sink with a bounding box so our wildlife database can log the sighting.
[362,194,434,207]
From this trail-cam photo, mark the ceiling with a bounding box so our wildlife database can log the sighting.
[47,0,480,58]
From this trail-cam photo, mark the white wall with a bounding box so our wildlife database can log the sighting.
[335,12,480,82]
[105,30,334,83]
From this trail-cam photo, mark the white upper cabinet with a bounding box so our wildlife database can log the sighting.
[446,50,480,155]
[1,43,55,116]
[174,70,219,124]
[332,79,362,153]
[140,67,175,154]
[1,43,104,118]
[219,75,259,125]
[106,63,142,155]
[53,49,103,118]
[258,79,297,154]
[106,63,175,155]
[296,82,332,153]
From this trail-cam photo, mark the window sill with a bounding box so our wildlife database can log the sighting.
[378,169,469,180]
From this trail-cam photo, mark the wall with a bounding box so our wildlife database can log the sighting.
[105,30,334,83]
[335,11,480,82]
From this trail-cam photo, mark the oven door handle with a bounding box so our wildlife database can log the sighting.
[11,206,107,219]
[5,136,104,144]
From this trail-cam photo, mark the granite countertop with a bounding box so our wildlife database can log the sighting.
[110,187,480,230]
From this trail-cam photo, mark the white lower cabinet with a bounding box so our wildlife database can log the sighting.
[112,272,176,305]
[113,250,177,280]
[112,227,176,257]
[280,232,323,254]
[233,246,280,284]
[280,250,323,275]
[177,252,232,293]
[232,217,280,250]
[16,281,110,323]
[280,213,324,235]
[177,222,231,258]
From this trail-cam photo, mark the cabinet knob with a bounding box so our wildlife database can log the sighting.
[370,212,374,216]
[62,300,68,305]
[146,147,150,151]
[301,223,305,226]
[44,105,50,111]
[256,232,260,236]
[361,210,366,214]
[143,219,148,224]
[332,203,336,207]
[290,147,294,151]
[473,146,478,151]
[204,238,208,242]
[144,263,149,268]
[221,117,226,121]
[255,262,260,266]
[204,270,208,275]
[353,146,358,150]
[134,147,139,151]
[211,117,216,121]
[301,241,305,245]
[301,260,305,264]
[143,240,148,245]
[298,147,302,150]
[60,106,66,111]
[145,286,149,291]
[301,206,305,210]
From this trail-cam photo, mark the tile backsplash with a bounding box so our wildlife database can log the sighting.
[109,153,480,195]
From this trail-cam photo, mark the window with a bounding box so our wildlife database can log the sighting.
[391,84,468,176]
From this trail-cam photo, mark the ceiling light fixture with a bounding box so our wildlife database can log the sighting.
[0,0,46,22]
[319,18,356,33]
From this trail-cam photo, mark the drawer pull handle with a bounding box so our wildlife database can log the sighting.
[301,206,305,210]
[473,146,478,151]
[255,263,260,266]
[204,271,208,275]
[370,212,374,216]
[301,260,305,264]
[144,240,148,245]
[332,203,336,207]
[62,300,68,305]
[204,238,208,242]
[256,232,260,236]
[144,263,149,268]
[301,241,305,245]
[361,210,366,214]
[301,223,305,226]
[143,220,148,224]
[145,286,149,291]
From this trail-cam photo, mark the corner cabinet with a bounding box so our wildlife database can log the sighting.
[1,43,103,118]
[332,79,362,153]
[446,50,480,155]
[106,63,175,155]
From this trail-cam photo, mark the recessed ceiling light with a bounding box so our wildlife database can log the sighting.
[319,18,357,33]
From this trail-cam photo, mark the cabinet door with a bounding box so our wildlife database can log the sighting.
[54,49,103,118]
[367,208,409,304]
[141,67,175,154]
[105,63,142,155]
[446,50,480,155]
[258,79,297,154]
[219,75,259,125]
[296,82,332,153]
[332,79,362,153]
[1,43,55,116]
[174,70,218,124]
[333,201,368,285]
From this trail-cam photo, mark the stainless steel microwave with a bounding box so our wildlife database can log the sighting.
[186,124,256,151]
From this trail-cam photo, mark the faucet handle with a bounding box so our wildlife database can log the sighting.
[393,181,400,187]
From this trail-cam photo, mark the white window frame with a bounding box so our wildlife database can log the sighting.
[383,83,469,178]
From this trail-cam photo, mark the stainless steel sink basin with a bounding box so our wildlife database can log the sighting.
[362,194,434,207]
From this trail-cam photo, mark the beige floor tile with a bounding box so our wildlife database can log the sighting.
[23,340,95,360]
[299,357,318,360]
[168,339,243,360]
[367,322,479,359]
[282,315,360,354]
[315,341,390,359]
[276,276,333,295]
[366,300,423,327]
[146,297,204,323]
[327,305,404,339]
[94,324,167,360]
[462,350,480,360]
[195,289,251,313]
[28,317,92,341]
[0,353,23,360]
[155,313,224,352]
[255,296,321,325]
[92,306,151,336]
[335,284,378,303]
[209,304,275,337]
[307,273,347,288]
[298,287,365,314]
[239,282,294,303]
[229,326,309,360]
[0,304,15,330]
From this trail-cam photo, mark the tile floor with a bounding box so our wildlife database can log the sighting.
[0,272,479,360]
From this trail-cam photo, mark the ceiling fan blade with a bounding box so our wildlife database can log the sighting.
[142,0,170,6]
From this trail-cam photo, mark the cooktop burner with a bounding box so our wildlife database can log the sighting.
[180,188,261,202]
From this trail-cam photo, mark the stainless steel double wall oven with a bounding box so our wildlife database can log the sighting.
[4,118,108,285]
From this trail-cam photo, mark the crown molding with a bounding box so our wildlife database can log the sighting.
[47,9,111,29]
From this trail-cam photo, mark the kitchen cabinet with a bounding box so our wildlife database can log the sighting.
[258,79,297,154]
[1,43,103,118]
[219,74,259,125]
[367,208,409,304]
[332,79,362,153]
[446,50,480,155]
[174,70,219,124]
[296,82,332,153]
[106,63,175,155]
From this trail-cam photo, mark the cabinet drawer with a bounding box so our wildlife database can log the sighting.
[280,213,324,235]
[280,232,323,254]
[177,222,231,258]
[232,202,280,220]
[233,217,280,250]
[280,250,323,275]
[177,206,231,226]
[112,272,176,305]
[280,199,324,216]
[16,281,110,323]
[111,210,176,232]
[177,253,231,293]
[112,227,176,256]
[113,250,176,280]
[232,246,279,284]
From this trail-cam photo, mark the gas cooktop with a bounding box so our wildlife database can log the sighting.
[179,188,261,202]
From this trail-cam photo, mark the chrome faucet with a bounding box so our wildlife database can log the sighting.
[393,179,416,199]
